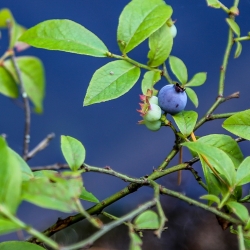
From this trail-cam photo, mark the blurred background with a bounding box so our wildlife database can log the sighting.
[1,0,250,249]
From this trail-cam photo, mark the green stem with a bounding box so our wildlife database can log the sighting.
[234,36,250,42]
[237,225,246,250]
[0,205,59,249]
[106,52,161,72]
[162,62,173,84]
[207,112,237,120]
[159,187,241,225]
[218,192,232,209]
[60,199,156,250]
[218,1,230,14]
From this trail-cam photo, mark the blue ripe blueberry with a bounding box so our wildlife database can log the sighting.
[158,83,187,115]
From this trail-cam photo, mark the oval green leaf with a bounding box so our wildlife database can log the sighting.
[226,201,249,223]
[0,219,21,235]
[134,210,159,230]
[169,56,188,84]
[141,71,161,95]
[61,135,86,171]
[222,110,250,140]
[129,230,142,250]
[172,110,198,137]
[182,141,236,186]
[185,87,198,108]
[198,134,244,168]
[0,241,44,250]
[117,0,173,53]
[0,66,18,98]
[200,194,220,205]
[226,18,240,37]
[234,42,242,58]
[236,157,250,186]
[147,24,173,67]
[4,56,45,113]
[206,0,220,8]
[84,60,140,106]
[19,19,108,57]
[185,72,207,87]
[0,137,22,214]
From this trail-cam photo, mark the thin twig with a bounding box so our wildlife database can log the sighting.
[27,133,55,160]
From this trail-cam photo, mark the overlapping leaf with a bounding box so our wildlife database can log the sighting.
[169,56,188,84]
[141,71,161,95]
[0,241,44,250]
[185,87,198,107]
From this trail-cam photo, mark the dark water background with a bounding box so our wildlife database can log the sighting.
[1,0,250,249]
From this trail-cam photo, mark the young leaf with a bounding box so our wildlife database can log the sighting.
[0,8,14,28]
[80,187,99,203]
[198,134,244,168]
[182,141,236,186]
[200,194,220,205]
[134,210,159,230]
[226,18,240,37]
[0,66,18,98]
[84,60,140,106]
[172,110,198,137]
[169,56,188,84]
[33,170,57,178]
[14,24,30,52]
[147,24,173,67]
[0,137,22,214]
[4,56,45,113]
[0,219,21,235]
[0,241,44,250]
[129,230,142,250]
[185,87,198,107]
[185,72,207,87]
[206,0,220,8]
[19,19,108,57]
[236,157,250,186]
[226,201,249,223]
[117,0,172,53]
[61,135,86,171]
[141,71,161,95]
[222,110,250,140]
[21,172,83,213]
[234,42,242,58]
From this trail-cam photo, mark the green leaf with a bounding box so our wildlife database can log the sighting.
[33,170,57,178]
[141,71,161,95]
[200,194,220,205]
[0,66,18,98]
[8,148,34,181]
[0,8,14,28]
[134,210,159,230]
[4,56,45,113]
[206,0,220,8]
[172,110,198,137]
[234,42,242,58]
[0,219,21,235]
[198,134,244,168]
[185,87,198,108]
[0,137,22,214]
[129,230,142,250]
[182,141,236,186]
[117,0,173,53]
[21,172,83,213]
[80,187,99,203]
[185,72,207,87]
[61,135,86,171]
[84,60,140,106]
[222,110,250,140]
[236,157,250,186]
[19,19,108,57]
[0,241,44,250]
[147,24,173,67]
[169,56,188,84]
[226,18,240,37]
[14,24,30,52]
[226,201,249,222]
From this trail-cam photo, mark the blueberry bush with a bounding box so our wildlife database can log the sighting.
[0,0,250,249]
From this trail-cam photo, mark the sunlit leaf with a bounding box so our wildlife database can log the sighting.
[61,135,86,171]
[169,56,188,84]
[147,24,173,67]
[185,72,207,87]
[19,19,108,57]
[84,60,140,106]
[227,201,249,222]
[185,87,198,108]
[134,210,159,230]
[206,0,220,8]
[117,0,172,53]
[200,194,220,205]
[80,187,99,203]
[141,71,161,95]
[172,110,198,137]
[222,110,250,140]
[226,18,240,37]
[236,157,250,186]
[0,241,44,250]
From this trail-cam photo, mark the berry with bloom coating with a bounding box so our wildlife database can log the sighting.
[143,103,161,122]
[144,120,161,131]
[149,96,158,105]
[170,24,177,38]
[158,83,187,115]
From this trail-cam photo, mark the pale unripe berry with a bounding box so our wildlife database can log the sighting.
[144,120,161,131]
[143,103,161,122]
[170,24,177,38]
[149,96,158,105]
